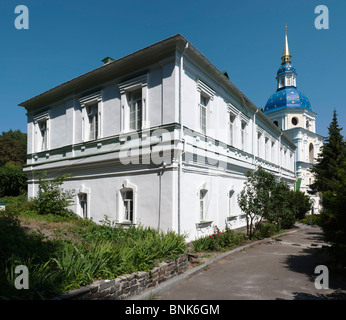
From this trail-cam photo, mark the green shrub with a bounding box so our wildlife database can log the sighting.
[0,164,27,197]
[32,172,76,218]
[299,214,321,226]
[253,222,281,240]
[192,226,247,252]
[289,190,313,220]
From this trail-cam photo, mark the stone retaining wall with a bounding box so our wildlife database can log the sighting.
[53,254,188,300]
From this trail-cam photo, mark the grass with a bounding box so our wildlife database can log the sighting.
[0,197,187,300]
[0,195,303,300]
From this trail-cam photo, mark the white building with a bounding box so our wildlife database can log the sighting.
[19,34,296,240]
[264,28,323,214]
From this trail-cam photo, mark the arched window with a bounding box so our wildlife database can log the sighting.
[78,193,88,219]
[121,189,134,222]
[229,190,235,217]
[199,189,208,221]
[309,143,314,163]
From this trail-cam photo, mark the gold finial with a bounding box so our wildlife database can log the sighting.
[281,25,291,65]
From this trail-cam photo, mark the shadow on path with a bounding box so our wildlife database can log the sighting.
[282,228,346,300]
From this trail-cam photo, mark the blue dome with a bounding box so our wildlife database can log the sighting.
[264,87,311,113]
[277,63,296,76]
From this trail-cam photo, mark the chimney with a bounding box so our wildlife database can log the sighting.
[102,57,115,64]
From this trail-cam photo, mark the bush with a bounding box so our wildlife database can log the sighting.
[289,190,313,220]
[192,226,247,252]
[299,214,321,226]
[253,222,281,239]
[32,172,76,218]
[0,194,35,217]
[0,164,27,197]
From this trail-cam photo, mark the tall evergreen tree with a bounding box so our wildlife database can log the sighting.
[309,110,346,194]
[309,110,346,260]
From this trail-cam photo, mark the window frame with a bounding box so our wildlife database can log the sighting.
[77,186,90,219]
[241,121,247,151]
[199,189,208,221]
[199,94,208,135]
[117,180,137,224]
[119,75,148,133]
[229,113,236,146]
[228,189,235,218]
[128,89,143,131]
[196,79,214,136]
[86,103,99,140]
[79,92,102,142]
[33,112,50,153]
[78,192,88,219]
[121,189,134,222]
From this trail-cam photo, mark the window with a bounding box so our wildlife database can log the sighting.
[273,120,279,127]
[241,121,247,151]
[38,119,48,151]
[80,92,102,142]
[229,190,235,217]
[79,193,88,219]
[199,189,208,221]
[121,189,133,222]
[34,113,49,153]
[257,132,261,157]
[291,117,298,126]
[309,143,314,163]
[128,90,143,131]
[264,137,269,160]
[229,114,235,146]
[199,94,208,135]
[119,74,148,133]
[87,104,98,140]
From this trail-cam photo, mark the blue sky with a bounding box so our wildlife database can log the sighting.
[0,0,345,138]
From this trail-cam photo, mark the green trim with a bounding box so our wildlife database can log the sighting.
[24,122,181,168]
[196,220,213,228]
[295,178,302,191]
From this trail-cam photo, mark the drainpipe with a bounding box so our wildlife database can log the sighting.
[178,42,189,235]
[278,132,283,180]
[253,109,259,167]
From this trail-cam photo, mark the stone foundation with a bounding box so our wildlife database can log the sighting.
[53,254,188,300]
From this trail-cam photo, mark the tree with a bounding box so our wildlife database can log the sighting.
[0,130,27,167]
[309,110,346,262]
[268,181,296,229]
[288,190,313,221]
[33,172,76,217]
[238,166,312,237]
[319,160,346,245]
[237,166,276,238]
[309,110,346,194]
[0,162,27,197]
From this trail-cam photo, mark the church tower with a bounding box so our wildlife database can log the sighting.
[264,26,324,214]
